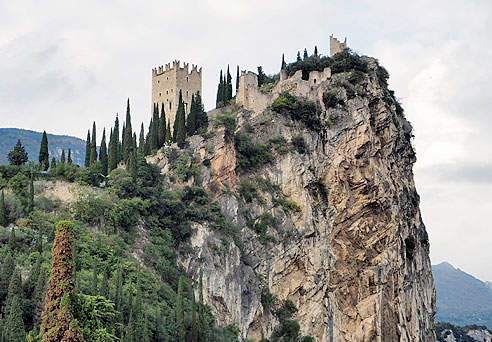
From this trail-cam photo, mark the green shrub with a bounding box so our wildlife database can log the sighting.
[73,193,113,226]
[376,64,390,88]
[291,136,307,154]
[261,286,275,310]
[271,92,321,131]
[329,48,368,74]
[322,90,342,108]
[349,70,365,84]
[235,133,272,170]
[215,114,237,136]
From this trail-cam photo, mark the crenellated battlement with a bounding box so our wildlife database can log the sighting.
[329,34,347,56]
[152,60,203,77]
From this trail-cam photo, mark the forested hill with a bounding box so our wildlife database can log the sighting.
[433,262,492,329]
[0,128,86,166]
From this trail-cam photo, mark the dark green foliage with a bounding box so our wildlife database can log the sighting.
[215,115,236,136]
[261,287,274,310]
[50,157,56,170]
[150,104,159,151]
[100,128,108,176]
[435,322,477,342]
[159,103,167,148]
[257,66,266,87]
[123,99,134,162]
[322,90,344,108]
[4,295,25,341]
[314,45,318,56]
[90,121,98,165]
[291,136,306,154]
[281,54,286,70]
[376,64,390,88]
[28,175,34,213]
[138,123,146,156]
[67,148,73,164]
[329,48,368,74]
[187,94,197,137]
[194,92,208,134]
[216,68,234,108]
[271,92,321,131]
[0,253,14,305]
[303,48,308,60]
[236,65,240,91]
[0,190,7,227]
[85,130,91,167]
[165,121,172,144]
[60,150,66,164]
[405,236,416,260]
[7,139,28,166]
[39,131,49,171]
[174,91,187,148]
[235,133,271,170]
[296,51,301,62]
[108,115,120,171]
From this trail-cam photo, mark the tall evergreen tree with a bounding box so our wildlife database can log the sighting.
[39,131,49,171]
[194,92,208,134]
[91,267,98,296]
[314,45,318,56]
[138,123,146,156]
[3,295,25,342]
[4,269,21,316]
[108,128,116,172]
[165,121,172,144]
[187,94,197,136]
[114,114,121,164]
[257,66,266,87]
[303,48,308,59]
[226,65,233,101]
[7,227,16,251]
[84,130,91,167]
[123,99,134,161]
[0,253,14,305]
[0,190,7,227]
[60,150,65,164]
[216,70,224,107]
[100,128,108,176]
[297,51,301,61]
[32,267,47,330]
[50,157,56,170]
[159,103,166,148]
[281,53,286,70]
[176,277,185,342]
[8,140,28,166]
[236,65,240,91]
[90,121,98,165]
[40,221,83,341]
[174,90,186,148]
[150,104,159,150]
[67,149,73,164]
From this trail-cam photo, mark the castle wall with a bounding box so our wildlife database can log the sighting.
[236,71,271,116]
[330,35,347,56]
[152,60,202,133]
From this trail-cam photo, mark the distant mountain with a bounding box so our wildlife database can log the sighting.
[433,262,492,329]
[0,128,86,166]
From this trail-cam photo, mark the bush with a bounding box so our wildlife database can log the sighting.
[329,48,368,74]
[291,136,307,154]
[73,193,113,226]
[271,92,321,131]
[235,133,272,170]
[106,197,148,231]
[322,90,343,108]
[215,114,237,136]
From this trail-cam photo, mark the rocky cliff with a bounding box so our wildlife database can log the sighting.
[151,56,436,342]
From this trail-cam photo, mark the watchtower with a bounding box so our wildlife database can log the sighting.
[152,60,202,132]
[329,35,347,56]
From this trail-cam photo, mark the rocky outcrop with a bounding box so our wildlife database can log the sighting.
[164,58,435,341]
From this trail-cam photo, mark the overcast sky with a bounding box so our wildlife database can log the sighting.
[1,1,491,281]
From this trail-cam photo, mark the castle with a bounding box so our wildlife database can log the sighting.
[151,60,202,131]
[236,35,347,114]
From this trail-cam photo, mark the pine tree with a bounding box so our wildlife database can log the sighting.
[39,131,49,171]
[123,99,134,161]
[8,139,28,166]
[297,51,301,61]
[281,53,286,70]
[100,128,108,176]
[3,295,25,342]
[67,149,73,164]
[303,48,308,59]
[84,130,91,167]
[0,190,7,227]
[176,277,185,342]
[187,94,197,136]
[194,92,208,134]
[60,150,65,164]
[314,45,318,56]
[174,90,186,148]
[90,121,98,165]
[28,175,34,213]
[159,103,166,148]
[138,123,146,155]
[40,221,83,341]
[236,65,240,92]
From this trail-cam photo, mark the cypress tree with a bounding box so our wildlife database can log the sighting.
[174,90,186,148]
[165,121,172,144]
[39,131,49,171]
[226,65,233,101]
[0,190,7,227]
[123,98,134,161]
[195,92,208,134]
[187,94,197,136]
[7,227,16,251]
[100,128,108,176]
[67,149,72,164]
[297,51,301,61]
[216,70,223,107]
[314,45,318,56]
[176,277,185,342]
[236,65,240,91]
[159,103,166,148]
[3,295,25,342]
[114,263,123,312]
[91,267,98,296]
[114,114,121,164]
[28,175,34,213]
[191,291,198,342]
[0,253,14,305]
[50,157,56,170]
[151,104,159,150]
[25,255,42,297]
[281,53,286,70]
[60,150,65,164]
[108,128,116,172]
[121,123,126,161]
[4,269,21,316]
[303,48,308,59]
[138,123,145,155]
[127,151,138,177]
[84,130,91,167]
[90,121,98,165]
[40,221,83,341]
[32,267,47,330]
[133,132,137,152]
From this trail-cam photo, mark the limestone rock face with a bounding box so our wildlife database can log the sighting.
[172,59,435,342]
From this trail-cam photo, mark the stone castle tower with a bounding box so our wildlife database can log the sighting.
[152,60,202,132]
[329,35,347,56]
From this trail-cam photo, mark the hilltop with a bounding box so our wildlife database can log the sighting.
[0,128,86,166]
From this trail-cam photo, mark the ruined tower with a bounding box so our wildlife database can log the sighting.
[329,35,347,56]
[152,60,202,132]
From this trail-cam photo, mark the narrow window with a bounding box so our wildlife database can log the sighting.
[186,76,189,82]
[186,90,189,97]
[169,102,172,110]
